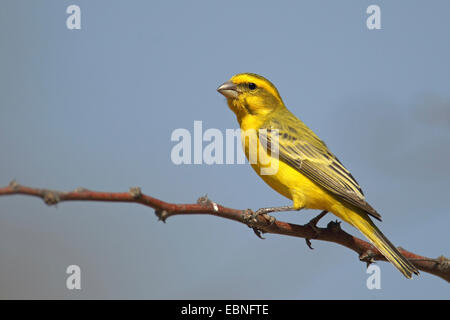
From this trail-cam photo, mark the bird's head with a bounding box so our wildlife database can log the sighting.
[217,73,284,120]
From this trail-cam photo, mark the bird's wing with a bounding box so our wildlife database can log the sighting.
[260,111,381,220]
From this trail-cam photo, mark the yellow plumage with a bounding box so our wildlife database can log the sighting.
[218,73,419,278]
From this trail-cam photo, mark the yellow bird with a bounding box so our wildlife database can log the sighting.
[217,72,419,278]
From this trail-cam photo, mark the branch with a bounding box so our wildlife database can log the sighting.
[1,180,449,283]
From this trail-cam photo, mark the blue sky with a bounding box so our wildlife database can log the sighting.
[0,0,449,298]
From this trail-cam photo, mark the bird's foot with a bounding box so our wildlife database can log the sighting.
[305,210,328,250]
[243,209,277,240]
[306,210,328,234]
[243,208,276,225]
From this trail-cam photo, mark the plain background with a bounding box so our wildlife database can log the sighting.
[0,0,449,299]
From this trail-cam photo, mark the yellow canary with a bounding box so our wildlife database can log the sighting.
[217,73,419,278]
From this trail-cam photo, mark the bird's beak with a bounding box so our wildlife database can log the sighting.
[217,81,238,99]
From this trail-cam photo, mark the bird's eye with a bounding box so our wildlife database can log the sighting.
[248,83,257,90]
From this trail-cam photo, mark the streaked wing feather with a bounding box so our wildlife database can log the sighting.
[261,113,381,220]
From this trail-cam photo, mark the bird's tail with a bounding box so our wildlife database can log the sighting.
[343,208,419,279]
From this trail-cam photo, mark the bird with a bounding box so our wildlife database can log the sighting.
[217,72,419,278]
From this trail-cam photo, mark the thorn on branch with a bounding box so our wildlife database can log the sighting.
[359,250,376,268]
[129,187,142,199]
[8,179,18,190]
[197,194,219,212]
[197,195,209,205]
[155,209,169,223]
[437,255,450,271]
[74,187,89,192]
[327,220,342,233]
[43,191,60,206]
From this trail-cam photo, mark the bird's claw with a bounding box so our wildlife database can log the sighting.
[243,208,262,224]
[265,214,276,225]
[305,222,321,249]
[252,227,265,239]
[243,209,276,225]
[305,238,314,250]
[306,219,321,236]
[304,211,328,250]
[243,209,276,240]
[243,209,254,224]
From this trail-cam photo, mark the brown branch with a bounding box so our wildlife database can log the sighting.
[1,180,449,283]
